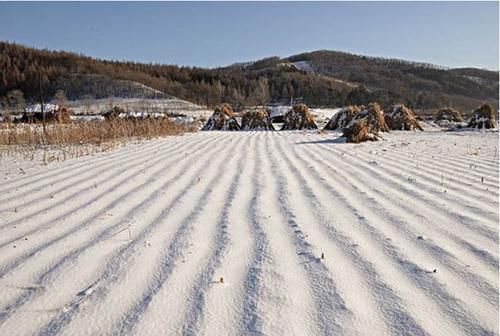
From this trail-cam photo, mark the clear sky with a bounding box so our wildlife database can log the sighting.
[0,1,498,70]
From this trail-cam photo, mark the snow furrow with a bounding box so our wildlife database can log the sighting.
[274,133,432,335]
[305,138,499,257]
[32,133,247,336]
[238,132,314,335]
[115,132,256,336]
[379,147,499,194]
[111,134,248,336]
[341,148,499,228]
[0,134,202,213]
[386,131,499,170]
[305,138,498,242]
[238,133,273,335]
[0,133,230,326]
[0,135,208,245]
[0,130,496,336]
[178,134,253,335]
[358,146,499,211]
[297,138,498,311]
[0,134,227,274]
[288,133,497,335]
[197,134,259,336]
[267,133,355,335]
[0,134,183,194]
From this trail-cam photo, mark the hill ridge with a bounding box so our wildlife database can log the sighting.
[0,41,498,112]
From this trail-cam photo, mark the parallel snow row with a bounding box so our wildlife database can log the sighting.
[0,131,497,336]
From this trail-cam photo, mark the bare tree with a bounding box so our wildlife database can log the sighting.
[0,103,11,123]
[82,94,95,114]
[6,89,26,114]
[104,97,115,114]
[39,74,47,140]
[54,89,67,107]
[215,80,223,104]
[254,78,270,106]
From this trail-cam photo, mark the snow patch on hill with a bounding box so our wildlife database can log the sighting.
[292,60,315,72]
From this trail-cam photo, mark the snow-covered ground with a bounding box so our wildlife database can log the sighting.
[67,97,212,119]
[0,130,498,335]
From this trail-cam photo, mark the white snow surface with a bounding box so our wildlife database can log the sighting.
[67,98,211,119]
[0,130,498,336]
[268,105,291,119]
[292,61,315,72]
[25,103,59,114]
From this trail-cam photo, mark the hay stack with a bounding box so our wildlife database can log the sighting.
[104,106,125,121]
[350,102,389,133]
[343,118,381,143]
[342,103,388,143]
[241,108,275,130]
[201,103,241,131]
[435,107,463,123]
[1,111,11,123]
[323,105,362,130]
[281,104,318,130]
[54,107,72,123]
[384,104,423,131]
[468,104,496,129]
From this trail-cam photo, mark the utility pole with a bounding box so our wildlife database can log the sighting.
[39,73,47,142]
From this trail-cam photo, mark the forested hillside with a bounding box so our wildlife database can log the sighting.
[1,42,497,112]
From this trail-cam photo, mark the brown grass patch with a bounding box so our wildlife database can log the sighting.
[0,118,197,147]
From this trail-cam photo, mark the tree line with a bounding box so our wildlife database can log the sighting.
[1,42,497,113]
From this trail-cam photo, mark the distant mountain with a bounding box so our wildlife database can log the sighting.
[0,41,497,113]
[285,50,498,110]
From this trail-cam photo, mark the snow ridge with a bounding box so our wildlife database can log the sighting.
[0,130,498,336]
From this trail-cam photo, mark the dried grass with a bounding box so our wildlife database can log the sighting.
[202,103,241,131]
[241,108,275,130]
[55,107,72,123]
[343,118,380,143]
[385,104,423,131]
[281,104,318,130]
[324,105,362,130]
[468,104,496,129]
[342,102,388,143]
[103,106,125,120]
[347,103,389,132]
[0,118,197,147]
[435,107,464,123]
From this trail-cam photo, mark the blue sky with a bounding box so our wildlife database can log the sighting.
[0,1,498,69]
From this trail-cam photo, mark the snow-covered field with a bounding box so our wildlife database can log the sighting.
[0,130,498,335]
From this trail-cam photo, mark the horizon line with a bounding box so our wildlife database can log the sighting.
[2,39,498,72]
